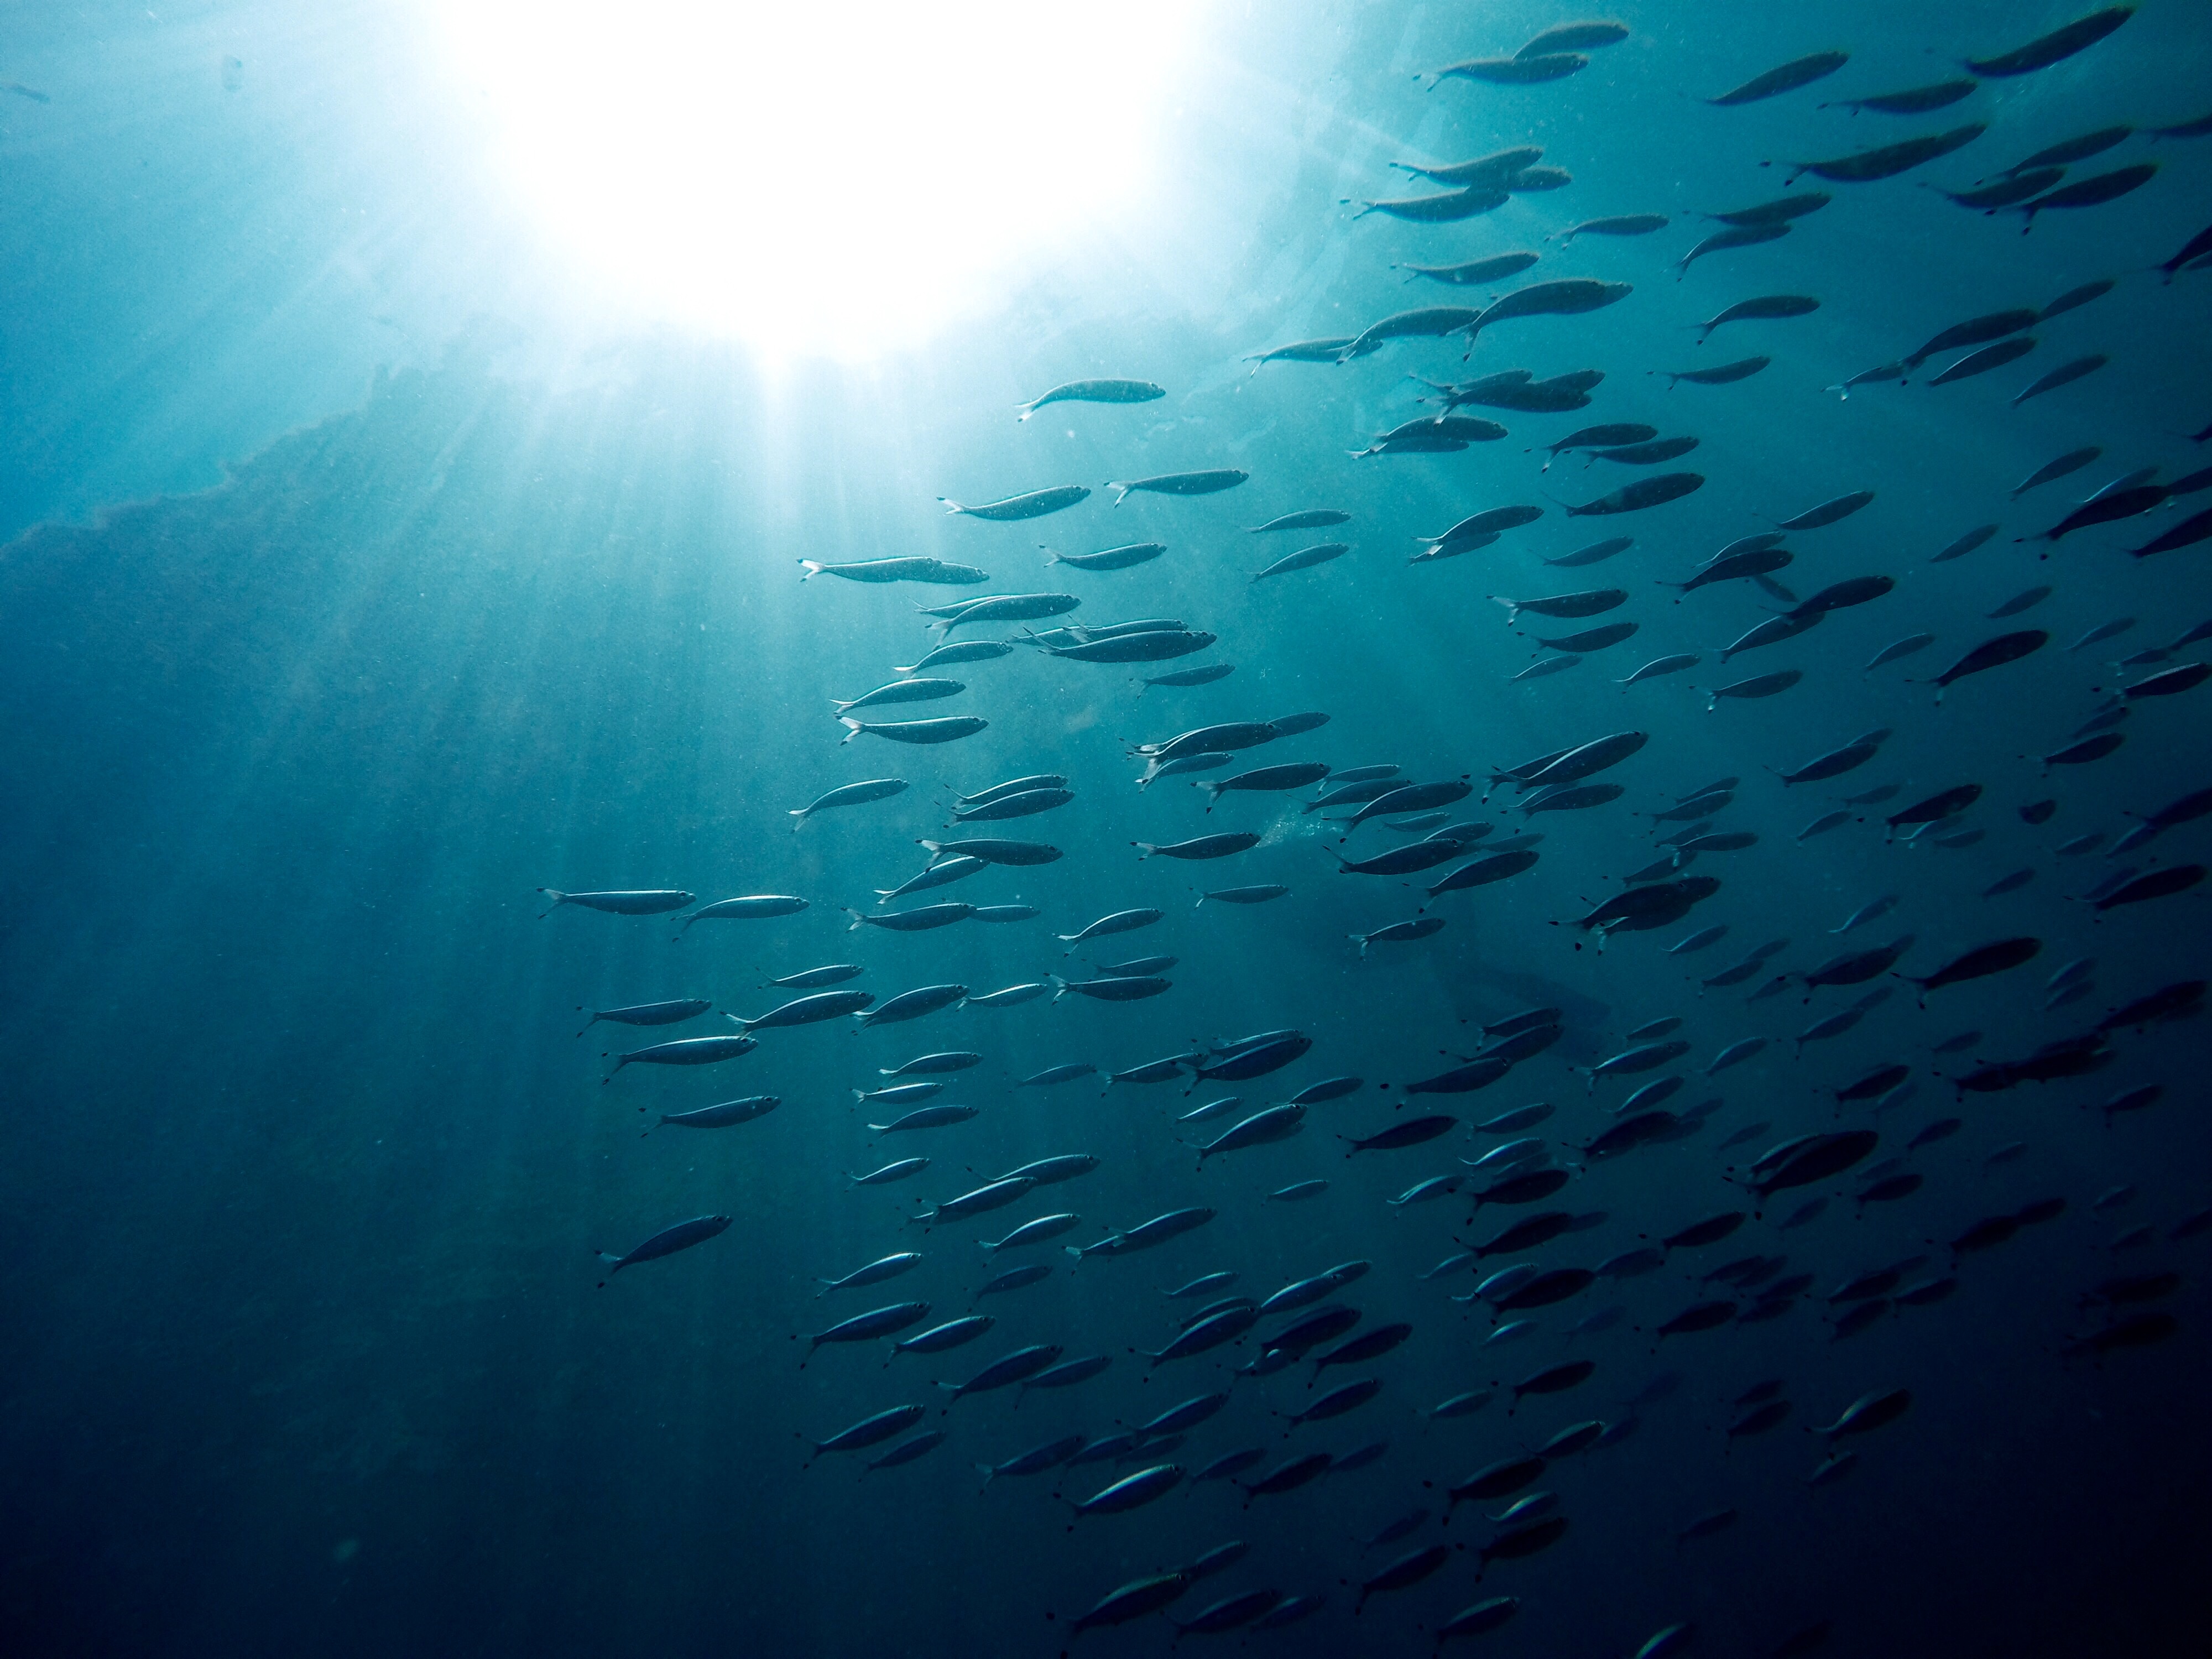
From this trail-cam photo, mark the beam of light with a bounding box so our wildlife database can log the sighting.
[429,0,1202,362]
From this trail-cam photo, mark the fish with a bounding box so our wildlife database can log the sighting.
[1531,622,1639,654]
[1545,422,1658,460]
[1694,295,1818,341]
[785,778,912,834]
[1244,508,1352,535]
[1658,356,1770,387]
[1343,1115,1458,1155]
[596,1215,731,1277]
[1343,306,1487,358]
[1037,627,1215,664]
[839,714,987,745]
[1244,337,1355,369]
[2033,485,2171,542]
[2014,446,2103,496]
[1396,252,1541,285]
[1783,124,1987,187]
[1494,588,1626,621]
[1963,8,2136,78]
[1591,437,1703,467]
[1042,540,1165,572]
[866,1104,979,1134]
[1708,670,1801,706]
[576,997,712,1037]
[1708,51,1851,106]
[1930,524,1999,562]
[1905,309,2040,369]
[1137,664,1236,697]
[2015,356,2108,404]
[1556,214,1669,243]
[892,640,1016,675]
[1356,185,1510,223]
[1557,473,1704,517]
[656,1092,780,1129]
[1928,337,2036,382]
[1618,654,1700,687]
[1352,918,1445,956]
[1468,279,1632,340]
[1929,631,2048,698]
[1822,79,1978,116]
[874,1062,976,1088]
[538,887,693,917]
[1676,223,1790,274]
[2094,867,2208,911]
[1102,469,1248,507]
[1056,907,1162,948]
[1927,169,2063,210]
[602,1034,758,1078]
[951,786,1073,823]
[939,486,1091,520]
[2131,507,2212,560]
[799,556,989,585]
[1015,379,1164,419]
[728,989,874,1030]
[1547,535,1634,567]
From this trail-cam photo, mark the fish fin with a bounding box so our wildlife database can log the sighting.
[938,498,966,515]
[838,717,864,743]
[798,560,823,580]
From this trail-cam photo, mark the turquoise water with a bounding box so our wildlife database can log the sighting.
[5,4,2211,1655]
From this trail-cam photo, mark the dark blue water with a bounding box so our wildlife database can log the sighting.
[6,4,2212,1656]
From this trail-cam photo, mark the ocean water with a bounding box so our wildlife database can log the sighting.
[4,4,2212,1656]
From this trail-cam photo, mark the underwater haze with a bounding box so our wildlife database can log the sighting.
[7,3,2212,1656]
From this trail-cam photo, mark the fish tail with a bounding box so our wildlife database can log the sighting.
[938,498,967,515]
[1134,842,1157,858]
[535,888,568,919]
[798,559,823,580]
[1105,482,1132,506]
[838,717,864,743]
[1048,974,1071,1001]
[1015,405,1036,421]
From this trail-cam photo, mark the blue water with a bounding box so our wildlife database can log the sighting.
[6,4,2212,1655]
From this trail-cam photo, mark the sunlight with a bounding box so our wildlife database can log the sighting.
[431,1,1201,361]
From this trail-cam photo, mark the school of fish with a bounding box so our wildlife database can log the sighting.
[546,10,2209,1652]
